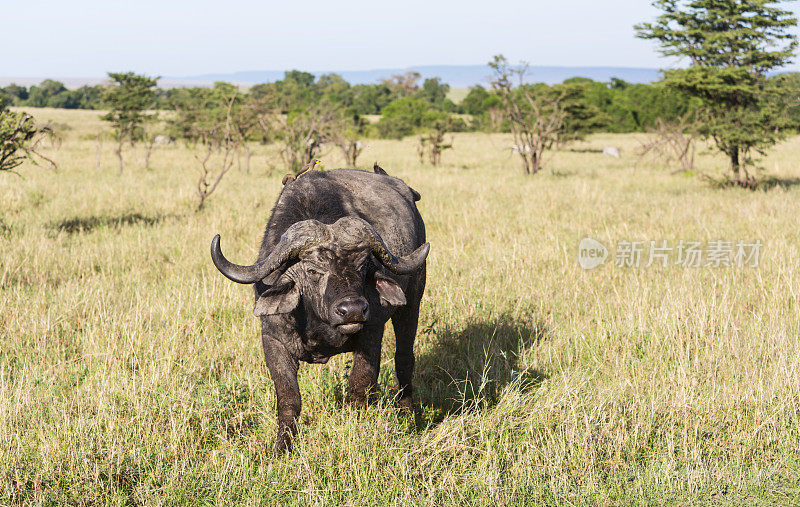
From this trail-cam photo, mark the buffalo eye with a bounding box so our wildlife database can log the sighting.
[307,267,320,276]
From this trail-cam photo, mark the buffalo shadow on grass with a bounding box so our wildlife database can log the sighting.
[413,314,549,425]
[250,315,548,438]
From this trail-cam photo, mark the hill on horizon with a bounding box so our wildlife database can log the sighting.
[176,64,662,87]
[0,64,663,90]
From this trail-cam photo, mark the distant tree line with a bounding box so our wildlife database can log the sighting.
[4,0,798,195]
[1,80,106,110]
[7,70,800,140]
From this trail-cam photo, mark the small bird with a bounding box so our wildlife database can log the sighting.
[282,159,322,185]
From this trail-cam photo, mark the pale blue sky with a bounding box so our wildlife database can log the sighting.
[2,0,799,77]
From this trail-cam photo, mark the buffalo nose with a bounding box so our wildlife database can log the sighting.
[335,298,369,322]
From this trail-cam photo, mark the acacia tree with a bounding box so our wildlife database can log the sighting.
[257,101,340,172]
[103,72,159,174]
[330,114,367,167]
[139,120,163,169]
[489,55,567,175]
[636,0,798,183]
[382,71,422,98]
[194,92,241,210]
[202,82,261,173]
[231,100,260,173]
[0,102,55,173]
[417,116,453,167]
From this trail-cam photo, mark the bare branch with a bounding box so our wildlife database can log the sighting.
[636,112,701,175]
[195,91,240,210]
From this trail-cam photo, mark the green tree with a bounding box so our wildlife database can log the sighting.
[417,115,454,166]
[73,85,106,109]
[24,80,68,108]
[416,78,450,109]
[47,89,82,109]
[166,87,212,144]
[316,73,352,106]
[2,84,28,104]
[102,72,159,174]
[461,86,491,116]
[552,79,608,141]
[0,102,55,173]
[350,84,395,115]
[248,83,275,102]
[273,70,316,111]
[636,0,798,182]
[284,70,315,88]
[773,72,800,130]
[377,97,431,138]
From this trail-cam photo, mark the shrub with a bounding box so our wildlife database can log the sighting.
[0,104,55,173]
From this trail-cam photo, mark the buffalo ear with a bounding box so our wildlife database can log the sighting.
[254,280,300,316]
[374,274,406,307]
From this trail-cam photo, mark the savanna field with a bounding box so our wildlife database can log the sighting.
[3,108,800,504]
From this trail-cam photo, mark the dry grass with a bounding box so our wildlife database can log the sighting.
[2,108,800,504]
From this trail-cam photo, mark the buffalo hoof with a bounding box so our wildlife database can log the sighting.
[272,427,295,456]
[349,394,369,409]
[396,396,415,412]
[273,438,291,457]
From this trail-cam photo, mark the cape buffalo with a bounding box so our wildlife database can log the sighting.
[210,164,429,454]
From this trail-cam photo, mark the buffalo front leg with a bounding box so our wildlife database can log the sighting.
[262,334,301,455]
[392,301,420,412]
[348,326,384,408]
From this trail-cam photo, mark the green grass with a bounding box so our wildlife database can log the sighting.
[2,108,800,504]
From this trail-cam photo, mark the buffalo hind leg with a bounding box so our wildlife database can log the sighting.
[348,325,384,408]
[262,335,301,455]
